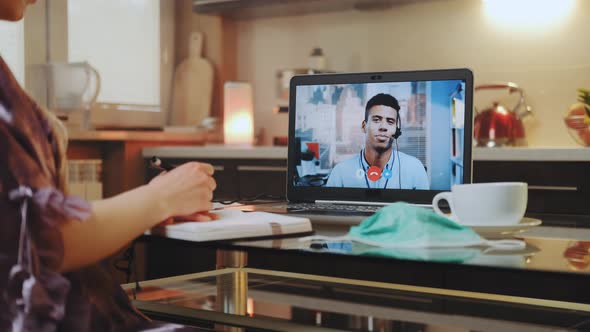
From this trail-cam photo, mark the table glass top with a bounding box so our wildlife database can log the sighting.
[223,227,590,275]
[126,268,590,332]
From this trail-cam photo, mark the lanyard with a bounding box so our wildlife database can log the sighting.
[359,150,393,189]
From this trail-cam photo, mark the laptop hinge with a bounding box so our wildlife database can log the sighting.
[316,200,433,208]
[316,200,389,206]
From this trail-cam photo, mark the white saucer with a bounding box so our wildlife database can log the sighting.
[464,218,542,238]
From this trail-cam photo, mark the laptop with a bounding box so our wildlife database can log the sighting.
[240,69,474,223]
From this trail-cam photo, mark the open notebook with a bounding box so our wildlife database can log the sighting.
[146,209,312,242]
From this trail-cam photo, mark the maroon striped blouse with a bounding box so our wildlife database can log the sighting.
[0,57,201,331]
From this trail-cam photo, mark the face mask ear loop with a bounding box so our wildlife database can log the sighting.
[482,239,526,253]
[298,235,352,242]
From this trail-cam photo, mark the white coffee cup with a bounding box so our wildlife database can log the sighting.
[432,182,528,226]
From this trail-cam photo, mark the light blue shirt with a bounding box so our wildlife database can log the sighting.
[326,149,430,190]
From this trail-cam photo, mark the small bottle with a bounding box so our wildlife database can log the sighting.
[308,47,327,73]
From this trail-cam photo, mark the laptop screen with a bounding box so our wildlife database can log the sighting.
[293,79,467,192]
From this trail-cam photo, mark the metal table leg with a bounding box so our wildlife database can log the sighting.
[215,250,248,332]
[216,249,248,269]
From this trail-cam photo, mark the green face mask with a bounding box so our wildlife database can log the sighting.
[347,202,524,250]
[300,203,524,262]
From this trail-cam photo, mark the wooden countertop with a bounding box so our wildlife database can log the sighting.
[473,147,590,161]
[143,145,288,159]
[143,146,590,161]
[67,129,208,143]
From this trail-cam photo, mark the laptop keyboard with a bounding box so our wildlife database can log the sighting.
[275,203,384,214]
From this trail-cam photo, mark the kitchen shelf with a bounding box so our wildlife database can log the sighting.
[192,0,437,20]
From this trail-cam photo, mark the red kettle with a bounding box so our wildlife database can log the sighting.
[474,83,532,147]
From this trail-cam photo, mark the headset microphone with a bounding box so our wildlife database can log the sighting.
[392,109,402,139]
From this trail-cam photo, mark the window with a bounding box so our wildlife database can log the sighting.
[67,0,160,109]
[0,20,25,85]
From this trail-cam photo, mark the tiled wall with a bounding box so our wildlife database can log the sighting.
[235,0,590,147]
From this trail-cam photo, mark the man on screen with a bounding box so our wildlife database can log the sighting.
[326,93,429,189]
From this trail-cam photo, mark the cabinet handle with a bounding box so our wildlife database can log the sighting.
[213,165,224,172]
[195,0,240,5]
[237,166,287,172]
[528,185,578,192]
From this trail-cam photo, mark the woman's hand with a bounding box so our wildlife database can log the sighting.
[147,162,216,220]
[60,161,216,271]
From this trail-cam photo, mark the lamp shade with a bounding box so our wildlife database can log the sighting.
[224,82,254,145]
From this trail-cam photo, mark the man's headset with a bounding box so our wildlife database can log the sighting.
[392,108,402,139]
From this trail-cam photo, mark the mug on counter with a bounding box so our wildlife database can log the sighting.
[432,182,528,226]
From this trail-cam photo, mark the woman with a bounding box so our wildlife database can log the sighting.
[1,1,216,330]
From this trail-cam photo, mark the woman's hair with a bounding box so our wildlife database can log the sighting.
[39,108,69,190]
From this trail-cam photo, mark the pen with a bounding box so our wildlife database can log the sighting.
[150,156,176,172]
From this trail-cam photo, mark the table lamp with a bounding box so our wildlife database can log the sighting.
[224,82,254,146]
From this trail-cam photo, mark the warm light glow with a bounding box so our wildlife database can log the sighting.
[482,0,576,31]
[224,82,254,146]
[225,110,254,144]
[246,298,254,317]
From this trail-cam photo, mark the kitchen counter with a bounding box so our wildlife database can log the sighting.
[143,145,288,160]
[473,147,590,161]
[68,129,207,143]
[143,145,589,161]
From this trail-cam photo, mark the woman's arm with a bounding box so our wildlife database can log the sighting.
[59,161,216,272]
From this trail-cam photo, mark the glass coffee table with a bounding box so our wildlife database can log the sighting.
[131,222,590,331]
[124,267,590,331]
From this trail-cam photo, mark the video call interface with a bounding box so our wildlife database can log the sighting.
[294,79,466,191]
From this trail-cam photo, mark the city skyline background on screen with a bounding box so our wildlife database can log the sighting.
[294,80,466,190]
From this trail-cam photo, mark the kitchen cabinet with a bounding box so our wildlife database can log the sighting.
[192,0,435,19]
[143,146,287,201]
[143,146,590,221]
[473,148,590,221]
[474,160,589,217]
